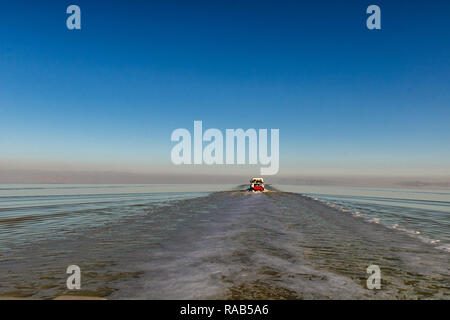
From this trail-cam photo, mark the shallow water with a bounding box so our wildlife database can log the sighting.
[276,185,450,252]
[0,184,233,249]
[0,184,448,299]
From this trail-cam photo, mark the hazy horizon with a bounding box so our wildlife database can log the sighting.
[1,166,449,190]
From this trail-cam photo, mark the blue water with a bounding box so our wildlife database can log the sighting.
[276,185,450,252]
[0,184,232,251]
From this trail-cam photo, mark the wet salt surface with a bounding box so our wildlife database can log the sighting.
[110,191,449,299]
[0,186,449,299]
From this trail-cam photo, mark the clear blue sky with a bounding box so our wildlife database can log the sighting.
[1,0,449,179]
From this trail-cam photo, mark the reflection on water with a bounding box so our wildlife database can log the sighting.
[0,184,448,299]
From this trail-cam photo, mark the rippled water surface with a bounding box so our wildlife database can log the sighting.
[0,184,448,299]
[277,185,450,252]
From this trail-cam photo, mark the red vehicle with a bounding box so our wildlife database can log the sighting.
[250,178,265,191]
